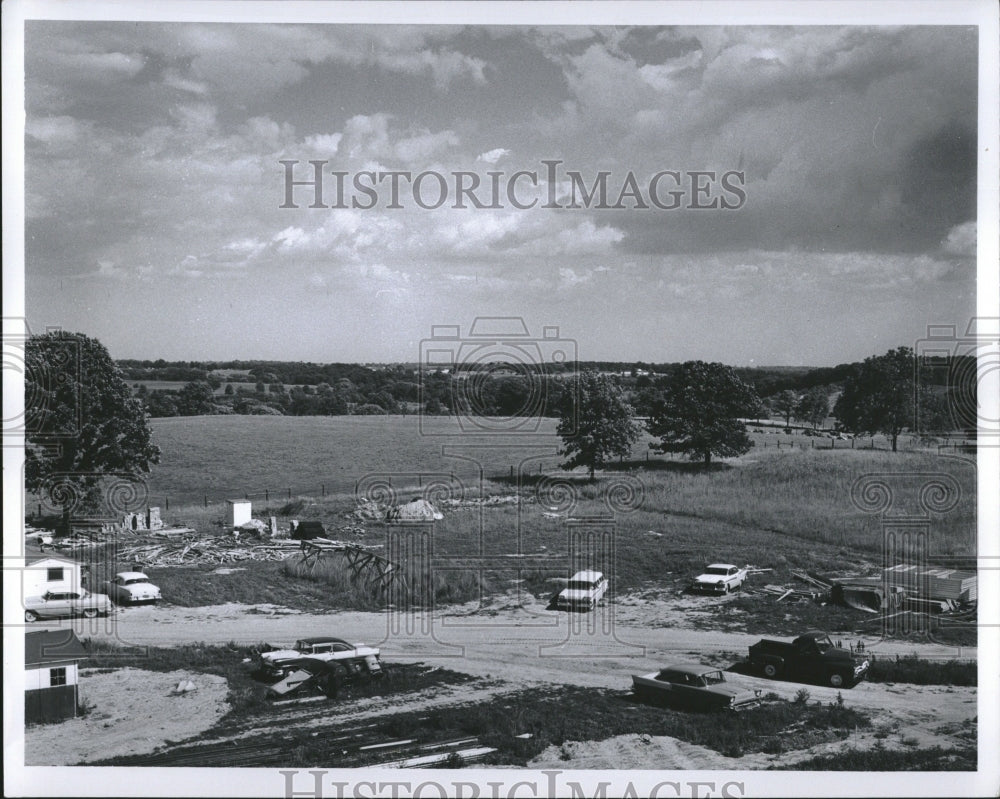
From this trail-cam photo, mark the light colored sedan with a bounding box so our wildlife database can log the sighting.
[103,571,162,604]
[24,589,114,622]
[554,570,609,611]
[690,564,747,594]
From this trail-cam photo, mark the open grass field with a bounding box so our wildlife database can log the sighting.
[144,415,975,562]
[128,414,979,640]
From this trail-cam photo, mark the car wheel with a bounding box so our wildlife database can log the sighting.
[83,608,98,619]
[24,610,38,622]
[723,584,730,594]
[829,672,846,688]
[763,663,780,679]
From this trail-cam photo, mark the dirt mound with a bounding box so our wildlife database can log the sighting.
[25,667,229,765]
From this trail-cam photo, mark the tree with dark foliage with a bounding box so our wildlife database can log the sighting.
[795,386,831,429]
[25,332,160,533]
[834,346,921,452]
[647,361,760,465]
[772,389,799,429]
[557,371,642,480]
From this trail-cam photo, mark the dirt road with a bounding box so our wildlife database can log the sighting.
[38,599,978,769]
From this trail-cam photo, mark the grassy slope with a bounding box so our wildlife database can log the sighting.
[80,415,976,637]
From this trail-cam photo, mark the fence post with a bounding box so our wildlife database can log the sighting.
[851,438,855,449]
[204,495,208,508]
[510,465,514,479]
[322,484,326,497]
[265,489,269,502]
[418,475,422,487]
[287,488,292,500]
[165,497,169,511]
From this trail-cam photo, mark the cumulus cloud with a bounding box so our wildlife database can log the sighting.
[22,21,977,363]
[476,148,510,164]
[941,220,976,257]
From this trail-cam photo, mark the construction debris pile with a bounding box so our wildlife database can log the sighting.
[116,535,305,567]
[750,566,976,615]
[31,509,380,568]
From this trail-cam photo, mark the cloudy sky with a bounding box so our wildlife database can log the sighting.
[23,22,978,365]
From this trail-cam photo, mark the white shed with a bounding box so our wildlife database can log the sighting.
[23,557,84,600]
[25,629,88,723]
[226,500,252,528]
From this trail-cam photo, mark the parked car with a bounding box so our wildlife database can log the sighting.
[690,564,747,594]
[554,570,609,610]
[102,571,161,604]
[25,531,54,546]
[24,589,114,622]
[748,631,869,688]
[249,636,384,682]
[632,664,761,711]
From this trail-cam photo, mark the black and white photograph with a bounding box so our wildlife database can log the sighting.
[3,1,998,797]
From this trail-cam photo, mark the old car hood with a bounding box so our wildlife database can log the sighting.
[559,588,595,600]
[694,574,726,584]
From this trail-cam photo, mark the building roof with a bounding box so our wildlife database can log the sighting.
[25,630,88,667]
[26,556,81,568]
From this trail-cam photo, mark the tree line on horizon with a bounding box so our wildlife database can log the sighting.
[118,353,972,433]
[23,331,975,529]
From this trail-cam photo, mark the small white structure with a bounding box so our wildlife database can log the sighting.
[25,629,88,723]
[24,557,83,600]
[226,500,252,528]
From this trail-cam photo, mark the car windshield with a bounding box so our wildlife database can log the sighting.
[813,635,833,651]
[700,671,725,685]
[705,567,730,575]
[125,578,149,585]
[567,580,595,590]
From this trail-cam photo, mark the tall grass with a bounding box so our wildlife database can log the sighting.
[866,655,977,686]
[279,553,491,609]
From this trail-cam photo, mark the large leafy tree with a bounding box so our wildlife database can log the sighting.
[25,332,160,532]
[795,386,831,429]
[833,346,916,452]
[177,380,216,415]
[771,389,799,428]
[557,371,642,480]
[647,361,760,465]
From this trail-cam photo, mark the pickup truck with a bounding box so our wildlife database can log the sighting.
[748,631,869,688]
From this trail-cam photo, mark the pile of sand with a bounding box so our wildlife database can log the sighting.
[24,667,230,765]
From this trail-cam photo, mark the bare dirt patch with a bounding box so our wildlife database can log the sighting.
[25,667,229,765]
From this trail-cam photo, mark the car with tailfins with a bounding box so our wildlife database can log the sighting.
[632,663,761,711]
